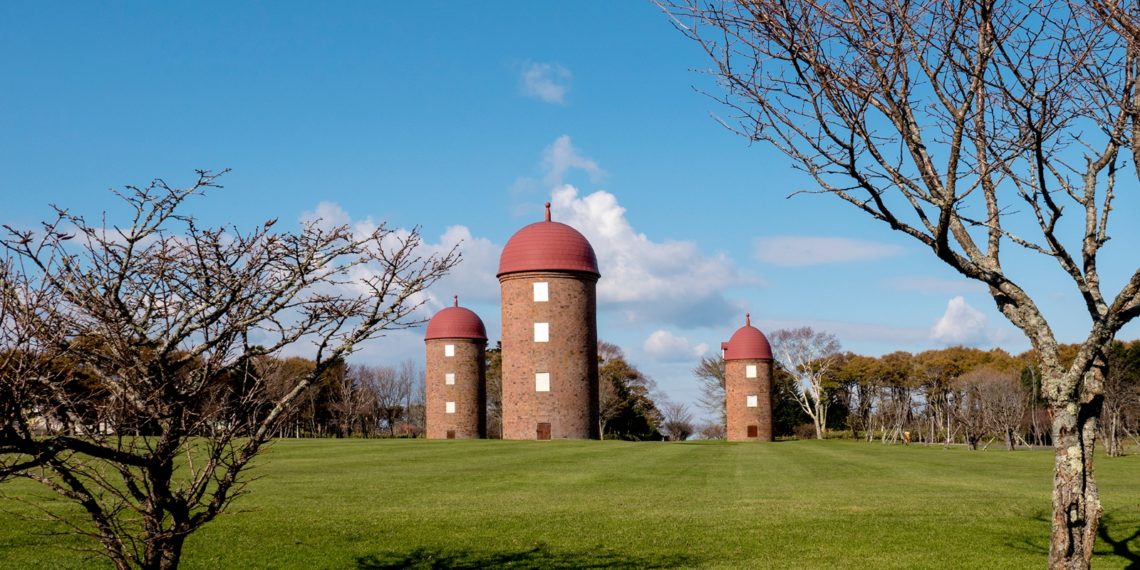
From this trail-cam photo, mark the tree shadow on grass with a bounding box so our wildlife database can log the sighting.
[356,543,693,570]
[1098,514,1140,569]
[1008,510,1140,568]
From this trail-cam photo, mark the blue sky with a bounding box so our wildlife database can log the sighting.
[3,2,1137,416]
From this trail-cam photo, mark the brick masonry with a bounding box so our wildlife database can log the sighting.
[725,358,773,441]
[425,337,486,439]
[499,270,599,440]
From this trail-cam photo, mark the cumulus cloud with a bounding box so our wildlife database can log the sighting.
[551,184,754,327]
[643,330,709,362]
[300,201,352,230]
[513,135,755,327]
[542,135,604,187]
[931,296,988,345]
[754,236,905,266]
[298,202,500,324]
[419,225,501,309]
[883,275,987,295]
[520,62,572,104]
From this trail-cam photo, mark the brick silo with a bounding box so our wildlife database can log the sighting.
[722,314,774,442]
[424,296,487,439]
[497,203,600,440]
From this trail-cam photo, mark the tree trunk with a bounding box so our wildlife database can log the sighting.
[141,534,185,570]
[1048,399,1102,569]
[1005,428,1014,451]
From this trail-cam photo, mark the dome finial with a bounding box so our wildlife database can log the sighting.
[454,295,459,307]
[746,313,751,326]
[545,202,551,222]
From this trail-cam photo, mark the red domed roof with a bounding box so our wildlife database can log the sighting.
[723,314,773,361]
[497,203,599,278]
[425,297,487,341]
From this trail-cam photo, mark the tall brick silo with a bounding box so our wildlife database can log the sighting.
[424,296,487,439]
[722,314,774,442]
[497,203,600,440]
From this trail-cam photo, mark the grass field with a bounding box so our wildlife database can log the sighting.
[1,439,1138,569]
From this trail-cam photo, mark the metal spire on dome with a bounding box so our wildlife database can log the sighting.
[545,202,551,222]
[746,313,751,326]
[454,295,459,307]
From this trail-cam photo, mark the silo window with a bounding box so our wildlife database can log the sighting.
[445,373,455,385]
[444,344,455,357]
[445,401,456,414]
[533,282,549,302]
[534,322,549,342]
[746,395,758,408]
[746,364,757,378]
[535,372,551,392]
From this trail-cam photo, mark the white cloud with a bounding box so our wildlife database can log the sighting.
[298,202,501,328]
[420,225,501,309]
[754,236,905,266]
[551,184,754,327]
[542,135,604,187]
[931,296,988,345]
[523,135,753,327]
[520,62,572,104]
[299,201,352,230]
[643,330,709,362]
[883,275,987,295]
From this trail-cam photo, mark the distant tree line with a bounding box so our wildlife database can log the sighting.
[15,349,430,440]
[694,335,1140,454]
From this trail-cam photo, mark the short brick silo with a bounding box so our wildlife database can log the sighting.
[497,203,600,440]
[722,314,774,442]
[424,296,487,439]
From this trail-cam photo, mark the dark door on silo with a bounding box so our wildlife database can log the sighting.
[446,430,456,439]
[537,422,551,440]
[747,425,758,438]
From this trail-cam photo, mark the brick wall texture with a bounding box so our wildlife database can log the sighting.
[725,358,774,441]
[425,338,486,439]
[499,270,599,439]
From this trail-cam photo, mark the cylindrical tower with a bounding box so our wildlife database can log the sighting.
[498,203,600,440]
[723,313,774,442]
[424,296,487,439]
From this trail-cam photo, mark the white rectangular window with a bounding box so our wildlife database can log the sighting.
[534,322,549,343]
[535,372,550,392]
[444,344,455,357]
[445,401,456,414]
[445,373,455,385]
[746,364,758,379]
[533,281,549,302]
[746,395,758,408]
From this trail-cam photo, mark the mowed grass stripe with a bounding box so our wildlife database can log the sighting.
[0,439,1136,569]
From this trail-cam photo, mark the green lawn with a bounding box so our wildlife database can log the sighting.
[1,439,1138,569]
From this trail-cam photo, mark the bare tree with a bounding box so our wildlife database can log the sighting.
[1103,340,1140,456]
[0,172,457,569]
[398,360,424,437]
[692,355,726,428]
[949,371,988,451]
[770,327,841,439]
[357,365,407,437]
[658,401,695,441]
[695,421,726,440]
[334,365,377,438]
[663,1,1140,564]
[975,367,1029,451]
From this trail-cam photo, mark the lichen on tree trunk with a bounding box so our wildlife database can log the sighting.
[1047,370,1105,569]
